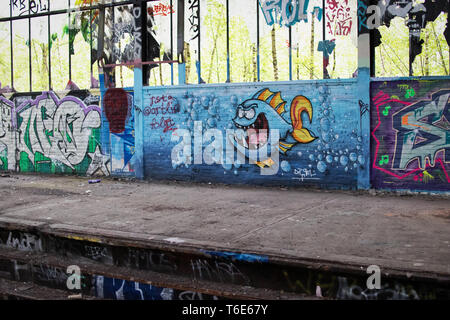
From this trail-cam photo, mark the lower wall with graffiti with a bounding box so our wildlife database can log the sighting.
[0,90,109,176]
[142,80,369,189]
[370,79,450,192]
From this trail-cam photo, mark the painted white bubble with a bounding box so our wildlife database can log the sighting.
[326,155,333,163]
[201,96,210,107]
[281,160,291,172]
[207,118,217,128]
[317,161,327,173]
[358,155,365,165]
[340,155,349,166]
[320,118,331,131]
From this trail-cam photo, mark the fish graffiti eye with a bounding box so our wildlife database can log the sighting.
[237,107,245,118]
[244,108,255,119]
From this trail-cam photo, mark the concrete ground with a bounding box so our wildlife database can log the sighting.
[0,173,449,276]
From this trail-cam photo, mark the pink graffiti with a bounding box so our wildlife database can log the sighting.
[326,0,352,36]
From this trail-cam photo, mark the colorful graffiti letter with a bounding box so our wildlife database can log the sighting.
[1,91,109,175]
[371,81,450,191]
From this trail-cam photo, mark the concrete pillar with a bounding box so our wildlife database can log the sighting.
[357,0,371,190]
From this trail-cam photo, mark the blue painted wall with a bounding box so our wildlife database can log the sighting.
[140,80,369,189]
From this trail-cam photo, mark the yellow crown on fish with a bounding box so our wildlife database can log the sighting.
[255,89,286,115]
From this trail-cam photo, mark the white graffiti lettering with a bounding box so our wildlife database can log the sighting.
[5,232,43,252]
[190,259,250,285]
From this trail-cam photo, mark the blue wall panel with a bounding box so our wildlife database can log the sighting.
[141,80,367,189]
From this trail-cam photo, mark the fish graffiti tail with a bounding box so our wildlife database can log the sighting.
[290,95,317,144]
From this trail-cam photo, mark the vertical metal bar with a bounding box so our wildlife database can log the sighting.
[111,3,116,86]
[256,0,260,82]
[68,0,72,82]
[289,25,292,81]
[322,0,326,79]
[408,31,413,77]
[177,0,185,85]
[370,29,375,77]
[97,0,106,87]
[10,0,14,89]
[170,0,174,85]
[29,0,32,92]
[90,1,93,88]
[48,0,52,90]
[139,0,148,86]
[197,0,201,84]
[226,0,230,83]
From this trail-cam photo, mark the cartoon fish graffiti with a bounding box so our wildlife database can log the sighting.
[229,89,317,167]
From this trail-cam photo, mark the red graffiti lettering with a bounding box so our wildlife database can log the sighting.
[150,117,177,133]
[326,0,352,36]
[148,4,175,17]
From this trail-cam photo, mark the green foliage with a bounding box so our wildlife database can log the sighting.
[0,6,448,92]
[376,13,449,77]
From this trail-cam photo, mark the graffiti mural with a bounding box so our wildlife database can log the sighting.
[101,88,136,175]
[143,81,367,189]
[229,89,317,173]
[0,90,109,176]
[371,80,450,191]
[0,98,14,170]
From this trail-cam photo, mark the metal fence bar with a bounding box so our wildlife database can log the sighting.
[170,0,174,85]
[256,0,260,82]
[226,0,230,83]
[289,25,292,81]
[28,0,32,91]
[10,1,14,89]
[68,0,71,82]
[48,0,52,90]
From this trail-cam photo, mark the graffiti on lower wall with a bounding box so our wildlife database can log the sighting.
[0,90,109,176]
[93,275,219,300]
[143,81,368,188]
[371,80,450,191]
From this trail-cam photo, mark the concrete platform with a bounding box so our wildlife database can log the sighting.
[0,173,448,280]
